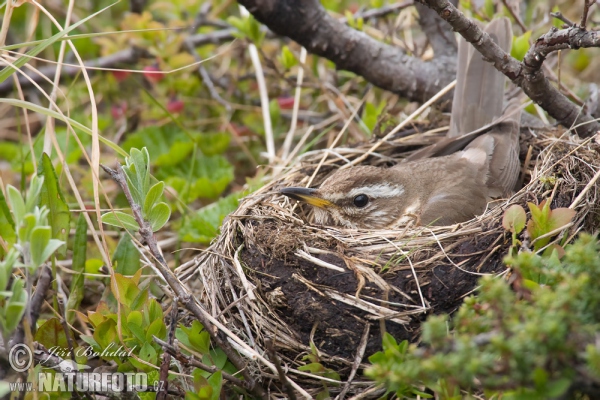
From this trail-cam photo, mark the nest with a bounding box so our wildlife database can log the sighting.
[176,124,600,397]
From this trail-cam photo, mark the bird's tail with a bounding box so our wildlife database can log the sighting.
[448,18,513,138]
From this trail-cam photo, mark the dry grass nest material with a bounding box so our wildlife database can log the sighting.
[176,125,600,397]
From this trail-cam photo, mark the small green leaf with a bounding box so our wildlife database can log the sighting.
[101,211,139,231]
[279,45,298,69]
[512,31,532,61]
[67,214,87,323]
[34,317,70,350]
[148,202,170,232]
[39,239,65,269]
[30,226,52,268]
[206,371,222,400]
[502,204,527,234]
[7,185,25,225]
[112,234,141,276]
[547,208,576,232]
[4,278,27,333]
[180,191,242,243]
[127,311,144,336]
[143,181,165,216]
[39,154,70,256]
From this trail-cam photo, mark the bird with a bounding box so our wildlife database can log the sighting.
[280,18,521,229]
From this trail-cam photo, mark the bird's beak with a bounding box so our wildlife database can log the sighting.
[280,187,333,209]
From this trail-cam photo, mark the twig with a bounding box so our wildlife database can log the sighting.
[156,301,178,400]
[154,337,248,388]
[501,0,527,33]
[265,338,297,400]
[346,1,414,21]
[550,12,574,27]
[189,47,231,112]
[580,0,596,29]
[100,164,266,398]
[336,323,370,400]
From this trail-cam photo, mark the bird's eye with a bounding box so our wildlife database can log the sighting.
[353,194,369,208]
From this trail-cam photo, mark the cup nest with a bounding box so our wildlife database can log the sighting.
[176,125,600,397]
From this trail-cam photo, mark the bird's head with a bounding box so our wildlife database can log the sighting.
[280,166,409,229]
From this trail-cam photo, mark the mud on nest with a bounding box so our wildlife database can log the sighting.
[176,127,600,396]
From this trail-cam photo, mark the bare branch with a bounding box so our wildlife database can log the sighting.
[550,11,575,28]
[238,0,457,104]
[100,164,266,398]
[580,0,596,29]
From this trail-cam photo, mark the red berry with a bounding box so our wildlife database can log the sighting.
[277,96,295,110]
[111,70,130,82]
[111,102,127,119]
[166,99,184,114]
[143,65,164,83]
[230,123,252,137]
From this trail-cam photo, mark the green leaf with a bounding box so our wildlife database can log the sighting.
[145,318,167,343]
[502,204,527,234]
[363,102,385,132]
[545,377,571,397]
[24,175,43,214]
[279,45,298,69]
[7,185,25,225]
[112,234,141,276]
[178,321,210,354]
[4,278,27,333]
[122,126,193,167]
[547,208,576,232]
[143,181,165,216]
[0,249,18,293]
[0,184,16,235]
[206,371,222,400]
[93,319,117,351]
[163,155,233,202]
[35,318,71,350]
[198,133,230,156]
[38,154,70,257]
[511,31,532,61]
[30,226,52,268]
[101,211,139,231]
[66,214,87,323]
[179,191,242,243]
[148,202,170,232]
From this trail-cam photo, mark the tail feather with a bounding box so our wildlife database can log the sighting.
[449,18,512,137]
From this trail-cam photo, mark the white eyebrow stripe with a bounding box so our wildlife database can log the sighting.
[342,184,405,199]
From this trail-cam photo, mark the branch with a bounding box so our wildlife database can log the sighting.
[237,0,458,103]
[417,0,600,138]
[100,164,266,398]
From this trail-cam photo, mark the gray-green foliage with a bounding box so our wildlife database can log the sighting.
[0,175,65,339]
[101,147,171,232]
[367,234,600,399]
